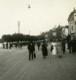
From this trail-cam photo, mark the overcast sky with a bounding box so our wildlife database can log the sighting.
[0,0,76,38]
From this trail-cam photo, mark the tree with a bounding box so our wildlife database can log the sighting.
[55,26,62,41]
[2,34,12,42]
[12,33,24,42]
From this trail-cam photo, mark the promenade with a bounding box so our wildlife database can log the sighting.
[0,44,76,80]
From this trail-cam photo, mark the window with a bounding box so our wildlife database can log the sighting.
[72,26,73,30]
[75,21,76,25]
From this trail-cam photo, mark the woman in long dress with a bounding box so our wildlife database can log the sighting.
[56,42,63,58]
[51,42,57,58]
[42,41,48,59]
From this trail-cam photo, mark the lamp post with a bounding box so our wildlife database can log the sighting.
[29,31,31,35]
[18,21,20,34]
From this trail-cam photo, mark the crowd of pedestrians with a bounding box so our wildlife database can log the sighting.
[2,34,76,61]
[27,40,48,60]
[2,42,23,49]
[27,37,76,61]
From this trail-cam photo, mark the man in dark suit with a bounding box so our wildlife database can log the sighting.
[28,41,35,60]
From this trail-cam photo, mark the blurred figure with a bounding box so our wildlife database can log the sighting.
[6,43,8,49]
[68,40,72,54]
[27,41,35,60]
[51,40,57,58]
[67,34,72,54]
[71,38,76,54]
[51,44,53,52]
[15,42,18,49]
[9,43,12,49]
[18,43,22,49]
[56,41,63,58]
[37,42,41,50]
[61,39,66,54]
[41,40,48,59]
[3,43,5,49]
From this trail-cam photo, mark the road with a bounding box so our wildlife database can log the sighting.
[0,44,76,80]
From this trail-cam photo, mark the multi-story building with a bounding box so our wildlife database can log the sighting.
[68,8,76,38]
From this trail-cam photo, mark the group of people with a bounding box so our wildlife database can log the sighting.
[51,38,76,58]
[27,38,76,60]
[27,41,48,60]
[3,43,13,49]
[27,40,69,60]
[3,42,23,49]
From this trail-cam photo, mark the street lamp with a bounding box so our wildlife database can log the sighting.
[18,21,20,34]
[28,4,31,8]
[29,31,31,35]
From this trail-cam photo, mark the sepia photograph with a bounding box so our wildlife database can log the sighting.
[0,0,76,80]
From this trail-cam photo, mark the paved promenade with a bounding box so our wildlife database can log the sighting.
[0,44,76,80]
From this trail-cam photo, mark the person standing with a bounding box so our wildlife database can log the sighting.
[56,41,63,58]
[37,42,41,50]
[67,34,72,54]
[9,42,13,49]
[51,40,57,58]
[3,43,5,49]
[61,39,66,54]
[41,40,48,59]
[6,42,8,49]
[27,41,35,60]
[71,38,76,54]
[67,40,72,54]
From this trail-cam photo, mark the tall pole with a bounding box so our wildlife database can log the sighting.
[18,21,20,34]
[29,31,30,35]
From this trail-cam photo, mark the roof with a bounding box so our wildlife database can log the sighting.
[68,8,76,21]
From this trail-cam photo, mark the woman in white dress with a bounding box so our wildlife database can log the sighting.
[51,42,57,58]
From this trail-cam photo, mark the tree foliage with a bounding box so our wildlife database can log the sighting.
[2,25,66,42]
[2,34,12,42]
[1,33,45,42]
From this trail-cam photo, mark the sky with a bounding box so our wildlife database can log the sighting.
[0,0,76,38]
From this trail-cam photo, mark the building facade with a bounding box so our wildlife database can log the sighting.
[61,25,69,40]
[68,8,76,38]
